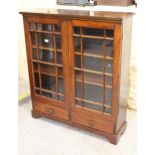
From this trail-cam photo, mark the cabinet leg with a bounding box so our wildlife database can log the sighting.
[32,110,42,118]
[108,122,127,145]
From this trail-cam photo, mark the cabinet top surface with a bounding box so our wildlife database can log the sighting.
[20,8,134,22]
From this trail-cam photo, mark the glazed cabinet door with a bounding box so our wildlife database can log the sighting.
[23,17,69,110]
[68,20,121,133]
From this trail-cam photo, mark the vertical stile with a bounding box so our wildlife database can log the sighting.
[35,23,42,95]
[103,29,107,112]
[53,25,59,99]
[80,27,84,107]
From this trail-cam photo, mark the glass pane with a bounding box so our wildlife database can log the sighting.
[35,89,40,95]
[83,27,104,36]
[58,78,64,94]
[40,64,55,75]
[76,81,82,98]
[54,25,60,32]
[32,48,37,60]
[84,83,103,103]
[56,35,61,49]
[105,108,112,114]
[33,62,38,72]
[75,55,81,68]
[30,32,36,46]
[39,49,54,63]
[105,76,112,86]
[106,60,113,73]
[83,56,103,72]
[74,27,80,34]
[106,29,114,38]
[106,40,114,57]
[38,33,54,48]
[84,102,103,111]
[76,100,83,106]
[42,91,57,100]
[57,53,62,64]
[74,37,80,51]
[41,74,56,91]
[83,38,104,55]
[105,88,112,106]
[29,23,36,30]
[34,73,39,87]
[37,24,53,31]
[58,67,63,78]
[59,96,64,101]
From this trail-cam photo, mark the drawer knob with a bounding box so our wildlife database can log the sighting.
[88,120,94,127]
[47,109,53,114]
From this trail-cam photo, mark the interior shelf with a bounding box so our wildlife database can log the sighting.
[32,59,62,67]
[73,34,113,40]
[75,72,112,88]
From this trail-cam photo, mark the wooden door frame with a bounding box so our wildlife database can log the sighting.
[68,19,121,122]
[23,16,69,109]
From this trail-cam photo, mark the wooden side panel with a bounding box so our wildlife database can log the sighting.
[115,17,133,132]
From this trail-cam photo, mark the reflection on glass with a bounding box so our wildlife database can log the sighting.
[38,33,54,48]
[105,60,113,73]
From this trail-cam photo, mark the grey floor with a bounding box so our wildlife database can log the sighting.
[18,78,137,155]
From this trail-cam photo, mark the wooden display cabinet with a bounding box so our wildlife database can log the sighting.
[20,9,134,144]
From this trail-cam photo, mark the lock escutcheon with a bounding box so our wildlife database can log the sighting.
[47,108,53,114]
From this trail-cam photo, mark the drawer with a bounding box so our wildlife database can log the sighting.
[71,112,114,134]
[34,102,69,120]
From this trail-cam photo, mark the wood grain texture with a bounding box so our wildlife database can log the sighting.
[20,9,134,23]
[96,0,134,6]
[116,17,133,132]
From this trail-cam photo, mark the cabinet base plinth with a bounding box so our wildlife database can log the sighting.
[31,110,127,145]
[32,110,42,118]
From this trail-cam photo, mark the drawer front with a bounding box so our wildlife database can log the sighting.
[71,111,114,134]
[34,102,69,120]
